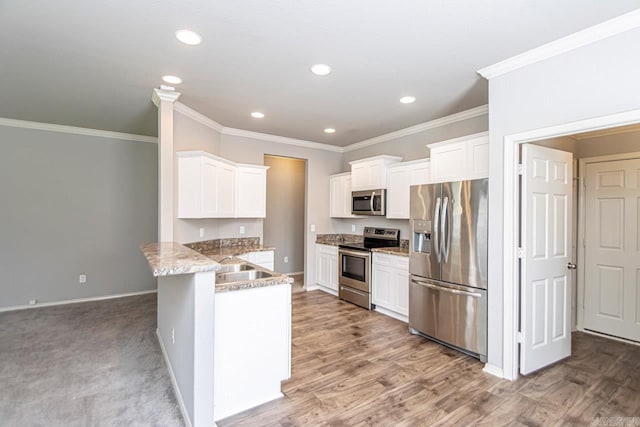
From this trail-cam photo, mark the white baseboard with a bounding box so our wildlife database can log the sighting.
[0,289,157,313]
[316,285,338,296]
[156,329,193,427]
[483,363,505,379]
[579,328,640,347]
[373,306,408,323]
[304,284,319,291]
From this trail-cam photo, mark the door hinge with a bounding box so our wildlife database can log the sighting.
[517,164,525,176]
[517,247,525,258]
[517,331,524,343]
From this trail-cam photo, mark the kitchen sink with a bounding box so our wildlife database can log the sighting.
[216,270,273,284]
[216,263,255,273]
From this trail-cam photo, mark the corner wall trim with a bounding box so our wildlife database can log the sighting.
[221,127,344,153]
[175,102,225,132]
[342,105,488,152]
[0,117,158,144]
[482,363,505,379]
[157,330,193,427]
[477,8,640,79]
[0,290,157,313]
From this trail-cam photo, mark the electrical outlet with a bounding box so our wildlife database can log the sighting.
[171,328,175,344]
[29,299,37,305]
[311,224,316,232]
[239,226,246,234]
[79,274,87,284]
[351,224,356,232]
[284,256,289,263]
[199,228,205,238]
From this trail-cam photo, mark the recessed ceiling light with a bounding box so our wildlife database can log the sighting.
[175,30,203,46]
[311,64,332,76]
[251,112,265,119]
[400,96,416,104]
[324,128,336,134]
[162,75,182,85]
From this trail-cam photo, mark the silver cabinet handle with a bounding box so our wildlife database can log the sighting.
[434,197,441,262]
[441,196,449,262]
[567,262,577,270]
[340,286,368,297]
[411,279,482,298]
[339,249,371,260]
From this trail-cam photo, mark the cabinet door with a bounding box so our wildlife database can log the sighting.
[368,162,385,188]
[316,252,329,287]
[467,137,489,179]
[351,164,369,191]
[217,164,236,217]
[237,167,266,218]
[328,254,339,291]
[410,162,431,185]
[394,268,410,316]
[329,176,342,218]
[386,167,410,219]
[343,175,354,217]
[430,142,466,183]
[202,158,221,217]
[373,264,393,309]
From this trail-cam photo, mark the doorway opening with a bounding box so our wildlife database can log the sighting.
[264,155,306,293]
[516,123,640,377]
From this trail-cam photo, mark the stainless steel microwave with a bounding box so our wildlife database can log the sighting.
[352,189,386,216]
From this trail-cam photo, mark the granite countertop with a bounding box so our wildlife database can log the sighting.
[140,239,291,292]
[315,233,363,247]
[140,242,221,277]
[371,246,409,257]
[184,237,275,262]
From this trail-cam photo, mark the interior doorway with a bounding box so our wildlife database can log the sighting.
[263,155,306,291]
[516,124,640,376]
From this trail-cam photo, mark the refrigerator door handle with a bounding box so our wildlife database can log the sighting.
[411,278,483,298]
[441,196,449,262]
[434,197,441,262]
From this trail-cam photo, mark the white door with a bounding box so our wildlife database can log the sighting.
[520,144,573,375]
[583,158,640,342]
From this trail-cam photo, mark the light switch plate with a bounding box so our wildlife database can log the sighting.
[351,224,356,232]
[310,224,316,232]
[199,228,205,238]
[240,226,246,234]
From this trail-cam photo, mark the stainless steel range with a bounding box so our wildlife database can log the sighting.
[338,227,400,309]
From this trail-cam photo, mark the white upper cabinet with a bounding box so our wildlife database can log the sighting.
[386,159,431,219]
[427,132,489,183]
[329,172,356,218]
[349,155,402,191]
[179,152,236,218]
[177,151,268,219]
[236,164,269,218]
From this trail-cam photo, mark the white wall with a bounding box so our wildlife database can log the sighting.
[486,27,640,372]
[577,128,640,158]
[220,134,343,287]
[0,125,157,309]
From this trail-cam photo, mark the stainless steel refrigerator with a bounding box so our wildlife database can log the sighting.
[409,179,488,361]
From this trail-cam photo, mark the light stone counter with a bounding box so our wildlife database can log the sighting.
[140,242,220,277]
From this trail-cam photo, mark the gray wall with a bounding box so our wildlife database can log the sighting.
[264,156,306,274]
[0,125,158,309]
[577,129,640,158]
[220,134,343,287]
[487,27,640,371]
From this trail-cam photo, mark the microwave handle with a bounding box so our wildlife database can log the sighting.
[370,191,374,213]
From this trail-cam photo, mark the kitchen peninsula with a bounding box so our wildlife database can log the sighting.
[140,240,292,427]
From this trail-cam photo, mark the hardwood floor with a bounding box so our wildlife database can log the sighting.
[218,290,640,427]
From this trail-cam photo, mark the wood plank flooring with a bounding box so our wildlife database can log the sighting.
[218,290,640,427]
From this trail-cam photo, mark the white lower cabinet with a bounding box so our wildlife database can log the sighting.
[316,244,339,294]
[238,250,274,271]
[372,253,409,322]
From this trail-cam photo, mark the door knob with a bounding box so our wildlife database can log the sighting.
[567,262,577,270]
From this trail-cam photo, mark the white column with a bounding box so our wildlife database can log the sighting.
[152,88,181,242]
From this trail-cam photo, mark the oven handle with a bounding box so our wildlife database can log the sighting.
[340,285,368,297]
[411,278,482,298]
[339,249,371,259]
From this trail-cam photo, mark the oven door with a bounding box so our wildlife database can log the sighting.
[338,249,370,293]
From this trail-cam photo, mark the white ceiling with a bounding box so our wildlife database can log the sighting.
[1,1,639,146]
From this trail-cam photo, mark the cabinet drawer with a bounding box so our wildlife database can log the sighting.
[373,253,409,269]
[317,244,338,256]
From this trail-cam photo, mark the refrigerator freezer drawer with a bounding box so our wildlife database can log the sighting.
[409,276,487,358]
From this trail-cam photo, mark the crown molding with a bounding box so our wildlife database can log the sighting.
[342,104,488,153]
[426,131,488,149]
[0,117,157,143]
[174,102,224,132]
[152,88,181,107]
[221,127,344,153]
[478,8,640,80]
